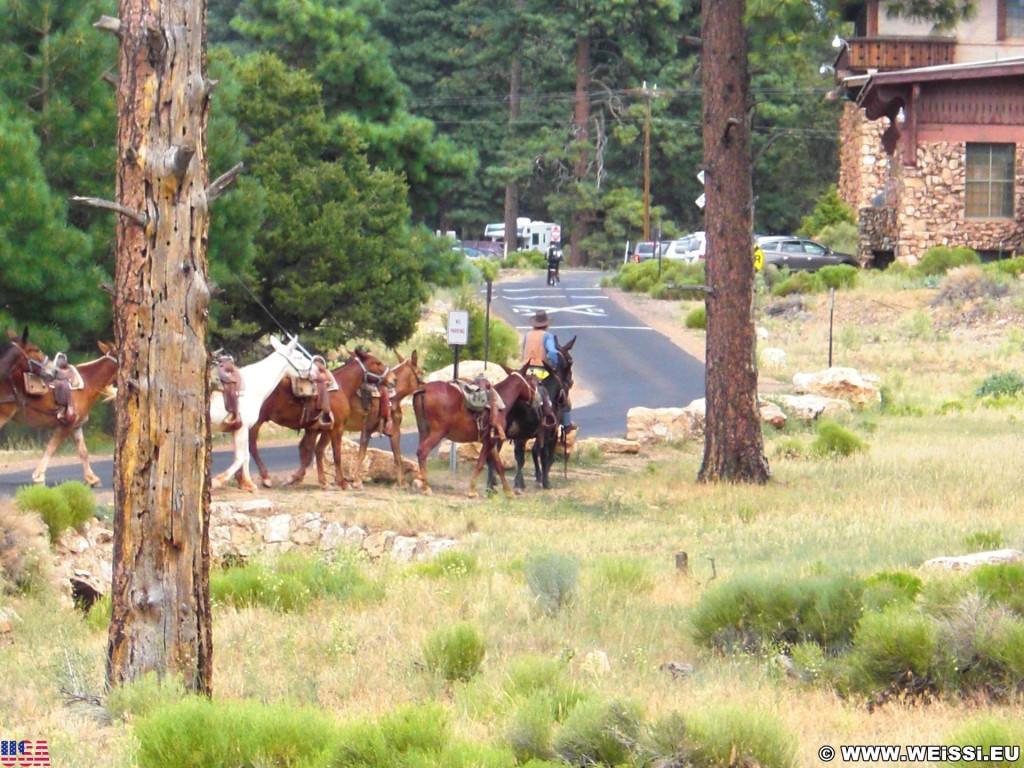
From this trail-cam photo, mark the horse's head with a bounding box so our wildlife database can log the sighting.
[354,348,392,387]
[393,350,424,393]
[550,335,575,394]
[270,335,309,373]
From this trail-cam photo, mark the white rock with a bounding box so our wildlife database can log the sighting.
[923,549,1024,571]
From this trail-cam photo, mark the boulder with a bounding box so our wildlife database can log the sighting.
[577,438,640,455]
[626,398,785,443]
[760,347,787,370]
[792,367,881,408]
[923,549,1024,571]
[427,361,507,384]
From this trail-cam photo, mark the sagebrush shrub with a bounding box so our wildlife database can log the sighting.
[422,621,486,682]
[934,594,1024,698]
[812,420,866,458]
[56,481,97,528]
[592,554,654,594]
[506,694,557,763]
[862,571,923,612]
[685,705,797,768]
[524,551,579,616]
[553,698,643,767]
[937,265,1009,305]
[843,606,938,697]
[971,563,1024,616]
[690,573,864,653]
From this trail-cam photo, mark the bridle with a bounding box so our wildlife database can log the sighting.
[391,356,424,387]
[353,354,391,387]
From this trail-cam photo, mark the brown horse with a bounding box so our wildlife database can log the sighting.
[248,349,390,489]
[412,366,539,497]
[313,350,424,489]
[0,336,117,486]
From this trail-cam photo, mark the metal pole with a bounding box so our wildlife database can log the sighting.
[450,344,461,473]
[483,280,492,370]
[828,288,835,368]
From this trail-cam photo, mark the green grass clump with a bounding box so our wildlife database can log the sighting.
[811,420,867,457]
[976,371,1024,399]
[913,245,980,277]
[591,554,654,595]
[506,694,558,763]
[15,482,94,542]
[942,716,1024,763]
[771,270,822,296]
[135,696,337,768]
[552,698,643,767]
[963,530,1006,552]
[862,571,923,612]
[423,621,486,682]
[211,551,378,612]
[690,573,864,653]
[685,305,706,330]
[106,672,187,722]
[524,551,579,616]
[842,605,937,697]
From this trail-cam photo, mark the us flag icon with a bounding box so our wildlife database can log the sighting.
[0,740,50,767]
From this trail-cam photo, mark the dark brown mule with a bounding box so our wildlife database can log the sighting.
[248,349,389,489]
[0,336,117,486]
[313,350,424,489]
[0,329,49,424]
[412,366,539,498]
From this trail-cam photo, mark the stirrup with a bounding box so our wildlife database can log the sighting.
[318,413,334,426]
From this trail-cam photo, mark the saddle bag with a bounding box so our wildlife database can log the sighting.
[23,373,48,397]
[290,376,317,398]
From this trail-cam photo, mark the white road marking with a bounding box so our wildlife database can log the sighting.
[514,325,652,331]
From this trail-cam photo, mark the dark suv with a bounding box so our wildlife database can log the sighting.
[630,241,665,263]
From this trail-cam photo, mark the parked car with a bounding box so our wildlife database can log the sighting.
[666,231,706,263]
[756,236,860,272]
[630,241,666,263]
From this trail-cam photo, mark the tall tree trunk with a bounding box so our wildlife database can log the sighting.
[503,19,522,259]
[568,32,591,267]
[698,0,770,484]
[107,0,214,693]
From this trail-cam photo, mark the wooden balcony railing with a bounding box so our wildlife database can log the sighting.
[843,36,956,72]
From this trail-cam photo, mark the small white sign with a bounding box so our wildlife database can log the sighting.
[447,310,470,345]
[695,192,706,209]
[696,169,705,185]
[551,224,561,243]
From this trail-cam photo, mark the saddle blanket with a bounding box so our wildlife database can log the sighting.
[449,380,505,411]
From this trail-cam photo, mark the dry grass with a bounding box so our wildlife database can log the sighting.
[3,271,1024,765]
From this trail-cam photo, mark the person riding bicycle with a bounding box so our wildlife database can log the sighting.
[545,243,563,282]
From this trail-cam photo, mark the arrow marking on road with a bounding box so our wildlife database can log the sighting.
[512,304,608,318]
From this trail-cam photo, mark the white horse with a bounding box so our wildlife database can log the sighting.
[210,336,307,491]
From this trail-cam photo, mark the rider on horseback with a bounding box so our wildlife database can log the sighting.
[522,310,576,434]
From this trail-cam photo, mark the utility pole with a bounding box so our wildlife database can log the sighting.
[641,82,658,241]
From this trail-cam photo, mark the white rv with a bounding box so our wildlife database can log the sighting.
[484,217,562,255]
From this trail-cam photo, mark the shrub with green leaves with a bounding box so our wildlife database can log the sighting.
[811,420,867,458]
[524,551,579,616]
[842,605,938,697]
[690,573,864,653]
[553,698,643,767]
[943,716,1024,762]
[106,671,187,722]
[506,694,558,763]
[423,621,486,682]
[503,655,584,721]
[422,292,520,371]
[976,371,1024,399]
[20,481,96,541]
[934,594,1024,697]
[413,550,478,579]
[685,305,706,330]
[862,571,923,612]
[771,270,823,297]
[817,263,859,290]
[914,245,980,277]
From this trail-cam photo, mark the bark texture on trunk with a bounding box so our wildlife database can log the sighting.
[503,37,522,259]
[107,0,213,694]
[698,0,770,484]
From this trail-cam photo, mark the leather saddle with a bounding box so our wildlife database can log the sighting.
[23,367,84,397]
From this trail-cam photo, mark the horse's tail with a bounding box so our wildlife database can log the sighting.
[412,387,428,439]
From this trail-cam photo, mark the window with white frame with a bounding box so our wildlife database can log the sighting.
[965,143,1016,219]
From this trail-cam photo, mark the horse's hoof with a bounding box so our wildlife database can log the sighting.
[350,481,363,490]
[260,477,273,489]
[31,474,45,485]
[467,490,478,499]
[87,478,102,489]
[513,488,522,497]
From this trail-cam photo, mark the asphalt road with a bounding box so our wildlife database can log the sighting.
[0,269,705,493]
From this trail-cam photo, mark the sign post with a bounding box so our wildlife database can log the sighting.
[447,310,470,472]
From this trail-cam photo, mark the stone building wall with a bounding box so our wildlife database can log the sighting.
[839,102,1024,265]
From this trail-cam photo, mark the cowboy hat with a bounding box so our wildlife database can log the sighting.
[531,310,550,329]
